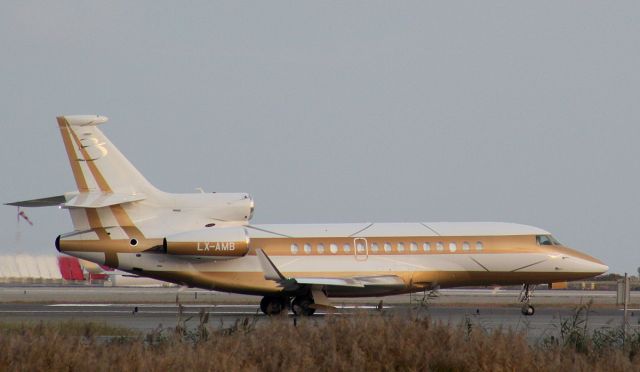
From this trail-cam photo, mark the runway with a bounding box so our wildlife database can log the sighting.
[1,286,635,305]
[0,286,637,339]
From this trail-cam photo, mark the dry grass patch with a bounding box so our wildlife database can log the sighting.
[1,311,640,371]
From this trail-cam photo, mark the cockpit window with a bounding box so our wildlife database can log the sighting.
[537,235,552,245]
[536,235,561,246]
[549,235,562,245]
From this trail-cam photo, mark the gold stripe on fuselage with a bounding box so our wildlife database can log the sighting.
[83,209,118,266]
[84,209,109,239]
[58,234,585,258]
[127,270,600,297]
[56,117,89,192]
[110,204,145,239]
[67,125,113,193]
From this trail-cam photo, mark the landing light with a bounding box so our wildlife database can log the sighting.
[548,254,570,260]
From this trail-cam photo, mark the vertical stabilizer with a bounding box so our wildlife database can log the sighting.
[57,115,158,196]
[56,115,160,241]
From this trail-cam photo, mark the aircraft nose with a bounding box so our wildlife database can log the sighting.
[555,246,608,275]
[589,261,609,275]
[576,253,608,275]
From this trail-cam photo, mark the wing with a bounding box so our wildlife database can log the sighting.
[255,249,406,291]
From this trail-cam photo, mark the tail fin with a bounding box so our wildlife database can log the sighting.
[57,115,158,196]
[56,115,159,240]
[10,115,251,246]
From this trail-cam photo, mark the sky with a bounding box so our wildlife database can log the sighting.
[1,1,639,274]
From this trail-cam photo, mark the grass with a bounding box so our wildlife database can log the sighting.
[1,307,640,371]
[0,320,137,337]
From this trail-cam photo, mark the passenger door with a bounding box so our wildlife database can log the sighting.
[354,238,368,261]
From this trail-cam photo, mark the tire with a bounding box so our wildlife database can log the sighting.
[521,305,535,316]
[292,296,316,316]
[260,296,286,315]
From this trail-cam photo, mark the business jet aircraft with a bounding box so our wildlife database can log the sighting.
[7,115,608,316]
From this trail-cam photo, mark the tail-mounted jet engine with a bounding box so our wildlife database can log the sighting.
[171,193,255,223]
[163,227,250,259]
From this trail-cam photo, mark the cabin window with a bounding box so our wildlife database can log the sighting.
[343,243,351,253]
[384,242,392,252]
[436,242,444,252]
[304,243,312,254]
[317,243,325,254]
[291,243,299,254]
[397,242,405,252]
[423,242,431,252]
[371,242,379,252]
[356,242,366,253]
[410,242,418,252]
[462,242,470,251]
[330,243,338,254]
[476,241,483,251]
[449,242,457,252]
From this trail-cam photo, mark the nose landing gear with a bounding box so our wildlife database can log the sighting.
[521,304,535,316]
[518,284,535,316]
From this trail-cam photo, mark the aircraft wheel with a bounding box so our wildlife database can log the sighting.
[260,296,287,315]
[521,304,535,316]
[292,296,316,316]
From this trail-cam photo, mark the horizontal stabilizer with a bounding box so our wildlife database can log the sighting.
[6,195,67,207]
[64,192,146,208]
[6,192,145,209]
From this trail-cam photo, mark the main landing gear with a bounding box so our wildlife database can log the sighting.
[259,296,288,315]
[291,295,315,316]
[259,295,316,316]
[519,284,535,316]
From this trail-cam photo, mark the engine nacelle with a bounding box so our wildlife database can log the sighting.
[170,192,255,223]
[163,227,250,259]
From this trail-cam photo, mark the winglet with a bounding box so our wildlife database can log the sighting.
[256,248,286,281]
